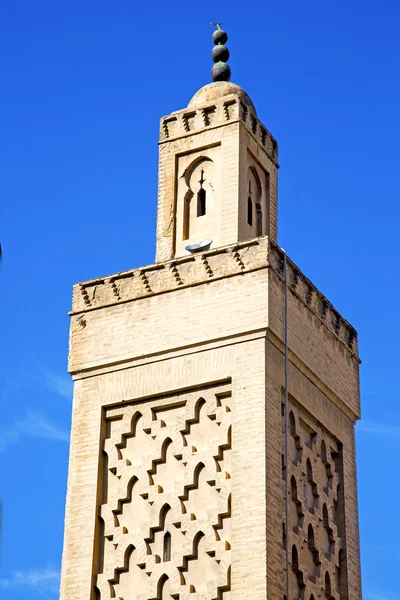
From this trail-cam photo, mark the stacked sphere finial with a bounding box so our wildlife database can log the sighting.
[210,22,231,82]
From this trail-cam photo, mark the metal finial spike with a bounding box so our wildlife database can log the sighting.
[210,21,223,30]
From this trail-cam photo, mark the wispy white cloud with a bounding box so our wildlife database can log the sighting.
[0,412,70,452]
[44,370,72,401]
[0,366,72,404]
[357,421,400,438]
[21,413,70,442]
[0,566,60,598]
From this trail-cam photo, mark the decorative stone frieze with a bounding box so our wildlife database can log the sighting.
[283,398,348,600]
[95,384,232,600]
[159,93,279,166]
[71,237,358,357]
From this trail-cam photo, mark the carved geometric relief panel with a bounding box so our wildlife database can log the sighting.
[282,398,348,600]
[95,383,232,600]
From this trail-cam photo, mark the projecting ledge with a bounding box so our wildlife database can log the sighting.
[70,236,358,361]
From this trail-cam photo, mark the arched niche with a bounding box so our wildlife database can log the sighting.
[247,166,263,236]
[182,157,215,241]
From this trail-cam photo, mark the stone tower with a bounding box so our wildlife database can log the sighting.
[60,27,362,600]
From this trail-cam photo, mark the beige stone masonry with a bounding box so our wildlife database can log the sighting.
[60,80,361,600]
[62,236,361,600]
[70,237,358,361]
[159,93,278,167]
[61,338,269,600]
[155,91,279,262]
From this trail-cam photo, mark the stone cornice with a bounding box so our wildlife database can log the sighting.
[71,238,266,315]
[159,93,279,167]
[268,240,359,357]
[71,237,358,357]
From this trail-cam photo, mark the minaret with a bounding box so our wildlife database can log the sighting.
[60,26,362,600]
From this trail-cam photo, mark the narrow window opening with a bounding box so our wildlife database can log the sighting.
[247,197,253,226]
[291,545,299,571]
[248,179,253,226]
[308,524,315,549]
[163,532,171,562]
[290,475,297,500]
[197,169,206,216]
[197,188,206,216]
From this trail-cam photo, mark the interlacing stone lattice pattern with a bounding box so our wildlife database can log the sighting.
[284,401,348,600]
[96,384,232,600]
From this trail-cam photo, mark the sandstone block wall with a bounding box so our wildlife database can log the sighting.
[60,236,361,600]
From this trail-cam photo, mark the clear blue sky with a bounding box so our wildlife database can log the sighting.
[0,1,399,598]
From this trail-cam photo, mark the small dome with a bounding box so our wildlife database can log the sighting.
[188,81,256,115]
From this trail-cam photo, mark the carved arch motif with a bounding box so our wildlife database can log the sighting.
[96,384,232,600]
[282,399,347,599]
[247,166,263,235]
[182,157,215,241]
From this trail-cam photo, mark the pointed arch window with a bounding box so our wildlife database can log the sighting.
[247,167,263,233]
[181,157,214,243]
[291,545,299,571]
[325,571,332,597]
